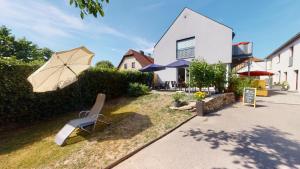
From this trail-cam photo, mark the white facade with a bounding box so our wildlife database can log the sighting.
[153,8,233,82]
[118,56,142,71]
[266,34,300,91]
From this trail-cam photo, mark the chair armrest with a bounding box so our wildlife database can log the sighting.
[79,110,90,118]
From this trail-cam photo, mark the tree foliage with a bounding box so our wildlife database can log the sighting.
[95,60,114,69]
[190,59,212,90]
[0,25,53,62]
[212,62,227,93]
[190,60,227,92]
[69,0,109,19]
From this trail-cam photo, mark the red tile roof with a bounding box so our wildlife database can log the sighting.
[117,49,154,69]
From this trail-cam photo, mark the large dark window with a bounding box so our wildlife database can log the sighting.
[176,37,195,59]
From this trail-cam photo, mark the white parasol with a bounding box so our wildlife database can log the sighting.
[27,46,94,92]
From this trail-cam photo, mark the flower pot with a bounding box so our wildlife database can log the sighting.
[174,101,181,107]
[196,101,204,116]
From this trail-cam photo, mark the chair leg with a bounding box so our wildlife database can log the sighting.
[80,125,93,133]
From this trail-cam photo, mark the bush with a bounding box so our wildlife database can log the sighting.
[190,60,227,92]
[127,83,150,97]
[172,92,186,102]
[227,73,253,97]
[0,58,152,126]
[212,62,227,93]
[190,60,213,90]
[281,81,289,90]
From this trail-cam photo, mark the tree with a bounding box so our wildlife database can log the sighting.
[0,25,53,62]
[212,62,227,93]
[0,26,16,57]
[69,0,109,19]
[95,60,114,69]
[190,59,212,91]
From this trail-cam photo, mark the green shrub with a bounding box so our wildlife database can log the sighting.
[0,58,152,127]
[172,92,186,102]
[227,73,253,97]
[190,60,227,93]
[212,62,227,93]
[127,83,150,97]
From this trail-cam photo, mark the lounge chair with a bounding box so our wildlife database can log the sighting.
[55,93,109,146]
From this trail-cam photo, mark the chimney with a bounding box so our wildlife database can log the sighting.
[139,50,144,55]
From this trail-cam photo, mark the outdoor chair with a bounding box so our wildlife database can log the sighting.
[164,81,170,90]
[55,93,109,146]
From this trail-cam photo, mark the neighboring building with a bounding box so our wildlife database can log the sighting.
[266,32,300,91]
[153,8,233,83]
[118,49,154,71]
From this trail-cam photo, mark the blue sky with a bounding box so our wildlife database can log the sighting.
[0,0,300,66]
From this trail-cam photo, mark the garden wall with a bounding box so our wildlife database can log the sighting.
[204,92,235,113]
[0,59,152,127]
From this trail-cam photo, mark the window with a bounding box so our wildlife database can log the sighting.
[289,47,294,67]
[277,54,280,64]
[176,37,195,59]
[124,63,127,69]
[132,62,135,68]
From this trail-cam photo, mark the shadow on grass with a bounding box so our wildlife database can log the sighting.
[64,112,153,145]
[0,96,140,154]
[181,125,300,169]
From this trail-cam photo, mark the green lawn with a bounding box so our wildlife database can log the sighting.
[0,93,193,169]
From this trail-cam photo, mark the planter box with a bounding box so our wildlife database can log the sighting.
[196,101,204,116]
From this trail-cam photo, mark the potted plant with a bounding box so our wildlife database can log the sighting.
[172,92,185,107]
[194,91,207,116]
[281,81,289,91]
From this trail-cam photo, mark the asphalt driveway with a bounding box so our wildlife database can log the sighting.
[114,91,300,169]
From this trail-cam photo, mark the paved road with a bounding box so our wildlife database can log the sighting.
[114,91,300,169]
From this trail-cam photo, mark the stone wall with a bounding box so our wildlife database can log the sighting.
[170,92,236,115]
[204,92,235,114]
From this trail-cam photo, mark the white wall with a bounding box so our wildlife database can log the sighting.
[268,38,300,91]
[118,56,142,71]
[153,8,232,82]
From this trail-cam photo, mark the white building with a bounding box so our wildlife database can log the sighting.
[153,8,233,83]
[266,33,300,91]
[117,49,153,71]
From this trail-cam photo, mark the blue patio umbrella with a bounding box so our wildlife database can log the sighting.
[139,64,166,72]
[166,59,191,94]
[166,59,190,68]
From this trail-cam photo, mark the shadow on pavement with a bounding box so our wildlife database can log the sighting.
[181,125,300,169]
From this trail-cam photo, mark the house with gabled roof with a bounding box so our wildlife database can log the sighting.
[117,49,154,71]
[153,8,233,83]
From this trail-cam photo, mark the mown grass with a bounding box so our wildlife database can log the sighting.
[0,93,193,169]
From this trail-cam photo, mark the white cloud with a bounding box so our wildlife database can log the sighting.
[140,1,165,11]
[0,0,85,38]
[0,0,154,53]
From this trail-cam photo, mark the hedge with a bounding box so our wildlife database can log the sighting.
[0,59,152,126]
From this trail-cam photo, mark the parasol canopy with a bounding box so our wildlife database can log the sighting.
[237,71,274,76]
[27,46,94,92]
[139,64,165,72]
[166,59,190,68]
